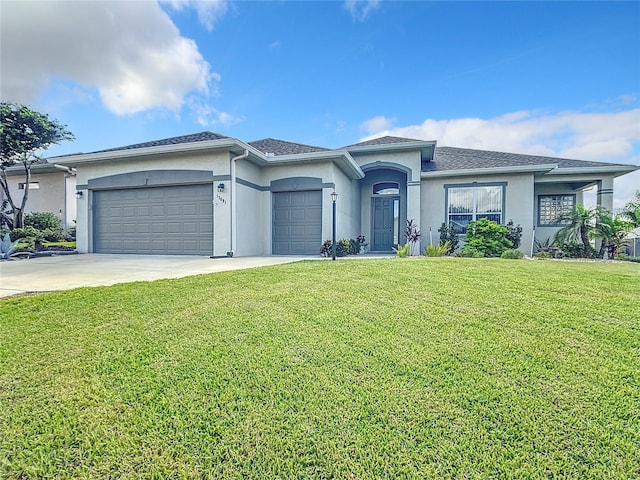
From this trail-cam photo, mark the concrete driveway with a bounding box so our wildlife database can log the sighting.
[0,254,312,298]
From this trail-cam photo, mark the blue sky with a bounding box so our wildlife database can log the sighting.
[1,0,639,206]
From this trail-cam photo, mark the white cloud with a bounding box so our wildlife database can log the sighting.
[343,0,381,22]
[361,108,640,208]
[361,115,395,134]
[163,0,229,31]
[191,102,244,127]
[0,1,217,115]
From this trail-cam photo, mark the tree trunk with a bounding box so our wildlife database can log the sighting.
[17,161,30,229]
[580,226,590,251]
[13,207,24,229]
[598,240,607,259]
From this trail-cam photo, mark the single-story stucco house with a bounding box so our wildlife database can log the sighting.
[47,131,637,257]
[1,161,77,230]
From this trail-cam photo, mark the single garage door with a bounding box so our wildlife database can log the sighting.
[273,190,322,255]
[94,184,213,255]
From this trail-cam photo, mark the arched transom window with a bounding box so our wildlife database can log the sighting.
[373,182,399,195]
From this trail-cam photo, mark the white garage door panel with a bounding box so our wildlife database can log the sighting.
[94,184,213,255]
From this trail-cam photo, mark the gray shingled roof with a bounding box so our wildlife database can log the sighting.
[343,136,423,149]
[91,131,229,154]
[426,146,628,172]
[248,138,330,156]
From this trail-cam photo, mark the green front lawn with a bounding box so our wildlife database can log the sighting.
[1,259,639,478]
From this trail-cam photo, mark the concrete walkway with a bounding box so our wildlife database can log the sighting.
[0,254,312,298]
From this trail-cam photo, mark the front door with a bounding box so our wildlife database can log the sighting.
[372,196,399,252]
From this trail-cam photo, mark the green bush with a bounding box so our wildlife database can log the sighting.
[438,223,459,254]
[534,251,553,259]
[319,239,349,257]
[24,212,60,230]
[505,220,523,249]
[558,243,597,259]
[392,243,410,257]
[617,254,640,263]
[8,225,43,243]
[501,249,524,259]
[455,248,484,258]
[425,241,450,257]
[23,212,64,242]
[460,218,512,257]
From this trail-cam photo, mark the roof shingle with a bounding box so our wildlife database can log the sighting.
[426,146,627,172]
[248,138,330,156]
[91,131,229,154]
[343,136,424,149]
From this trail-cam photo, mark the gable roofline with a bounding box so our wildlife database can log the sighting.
[265,150,364,179]
[49,137,266,166]
[50,134,364,180]
[345,137,436,155]
[430,146,639,177]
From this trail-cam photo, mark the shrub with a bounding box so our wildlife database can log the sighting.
[392,243,410,257]
[24,212,61,231]
[337,239,351,257]
[438,223,459,254]
[320,240,332,257]
[9,225,43,242]
[461,218,512,257]
[534,251,553,259]
[617,255,640,263]
[455,248,484,258]
[558,243,597,259]
[505,220,523,249]
[12,212,65,243]
[65,226,77,242]
[501,248,524,259]
[534,237,563,258]
[320,238,350,257]
[425,241,450,257]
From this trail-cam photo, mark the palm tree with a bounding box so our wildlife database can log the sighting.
[594,209,633,258]
[620,190,640,229]
[554,205,598,256]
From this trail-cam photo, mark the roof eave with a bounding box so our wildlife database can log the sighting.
[544,165,639,177]
[2,162,66,176]
[348,140,437,155]
[49,138,268,166]
[267,150,364,179]
[421,164,558,178]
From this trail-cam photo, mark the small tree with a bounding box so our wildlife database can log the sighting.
[620,190,640,229]
[0,103,74,229]
[461,218,512,257]
[553,205,598,257]
[594,209,633,259]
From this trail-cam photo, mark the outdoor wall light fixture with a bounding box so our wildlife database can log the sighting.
[217,183,225,192]
[75,190,83,199]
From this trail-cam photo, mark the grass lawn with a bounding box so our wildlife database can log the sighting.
[1,258,639,479]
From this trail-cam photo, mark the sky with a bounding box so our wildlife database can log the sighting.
[1,0,639,208]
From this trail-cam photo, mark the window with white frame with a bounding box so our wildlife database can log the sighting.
[538,194,575,226]
[446,183,504,234]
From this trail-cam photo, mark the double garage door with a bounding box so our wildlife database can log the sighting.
[94,184,213,255]
[272,190,322,255]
